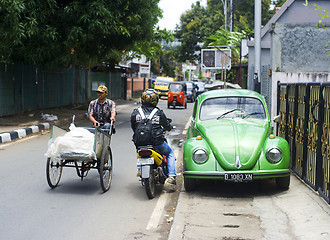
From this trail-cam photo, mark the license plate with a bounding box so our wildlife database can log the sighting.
[224,173,253,182]
[137,157,154,165]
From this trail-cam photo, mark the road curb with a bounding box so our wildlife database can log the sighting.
[0,123,50,144]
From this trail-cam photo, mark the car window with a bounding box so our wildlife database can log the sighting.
[169,84,182,91]
[186,83,193,90]
[199,97,266,121]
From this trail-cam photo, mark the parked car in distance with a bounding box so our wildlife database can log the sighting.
[183,81,198,102]
[195,81,205,96]
[167,82,187,109]
[183,89,291,191]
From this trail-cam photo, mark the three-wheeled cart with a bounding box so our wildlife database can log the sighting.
[46,123,114,192]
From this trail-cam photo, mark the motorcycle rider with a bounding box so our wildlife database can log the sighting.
[131,89,177,185]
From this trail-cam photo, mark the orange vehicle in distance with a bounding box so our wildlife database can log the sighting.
[167,82,187,109]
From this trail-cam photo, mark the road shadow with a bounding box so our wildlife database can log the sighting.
[185,178,289,198]
[44,171,106,195]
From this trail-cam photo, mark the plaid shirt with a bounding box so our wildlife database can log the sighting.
[88,98,116,124]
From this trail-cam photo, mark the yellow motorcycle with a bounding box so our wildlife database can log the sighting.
[137,146,169,199]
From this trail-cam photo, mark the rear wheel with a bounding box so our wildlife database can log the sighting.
[275,175,290,190]
[100,146,113,192]
[184,102,187,109]
[145,167,156,199]
[46,157,63,188]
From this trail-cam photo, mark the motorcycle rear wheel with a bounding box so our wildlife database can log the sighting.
[145,167,156,199]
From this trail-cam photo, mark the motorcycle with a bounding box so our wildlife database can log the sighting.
[137,146,169,199]
[136,118,174,199]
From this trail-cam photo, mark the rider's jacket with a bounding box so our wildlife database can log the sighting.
[131,105,172,146]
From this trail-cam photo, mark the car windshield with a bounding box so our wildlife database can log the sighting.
[156,80,168,86]
[169,84,183,91]
[199,97,266,121]
[186,83,192,89]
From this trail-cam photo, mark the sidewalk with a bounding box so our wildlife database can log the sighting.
[0,99,133,143]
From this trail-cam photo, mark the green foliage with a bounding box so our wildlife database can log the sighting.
[0,0,162,68]
[175,1,206,62]
[207,28,248,63]
[175,0,274,63]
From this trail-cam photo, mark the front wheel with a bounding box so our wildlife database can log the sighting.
[145,167,156,199]
[184,177,196,192]
[100,146,113,192]
[46,157,63,188]
[275,175,290,190]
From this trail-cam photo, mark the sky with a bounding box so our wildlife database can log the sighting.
[158,0,207,30]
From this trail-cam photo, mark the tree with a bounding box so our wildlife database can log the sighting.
[0,0,162,68]
[175,1,206,62]
[174,0,273,63]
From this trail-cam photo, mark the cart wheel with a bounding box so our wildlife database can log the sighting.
[145,167,156,199]
[46,157,63,188]
[100,146,113,192]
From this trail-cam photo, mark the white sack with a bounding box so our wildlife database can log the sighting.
[45,124,96,160]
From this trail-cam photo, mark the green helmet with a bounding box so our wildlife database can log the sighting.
[141,89,159,107]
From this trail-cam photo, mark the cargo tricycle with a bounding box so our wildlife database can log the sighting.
[46,120,114,192]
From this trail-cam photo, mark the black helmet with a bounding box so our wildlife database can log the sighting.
[141,89,159,107]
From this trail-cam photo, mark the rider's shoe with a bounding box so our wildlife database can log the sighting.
[166,176,176,185]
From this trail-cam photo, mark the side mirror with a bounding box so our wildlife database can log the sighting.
[273,115,280,123]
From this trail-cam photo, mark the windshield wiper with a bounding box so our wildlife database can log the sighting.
[217,108,245,120]
[243,112,264,119]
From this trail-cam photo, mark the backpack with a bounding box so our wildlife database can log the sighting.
[133,107,158,146]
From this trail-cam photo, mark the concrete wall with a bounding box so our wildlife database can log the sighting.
[271,23,330,73]
[248,0,330,90]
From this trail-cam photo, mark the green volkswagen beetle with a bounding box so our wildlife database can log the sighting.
[183,89,290,191]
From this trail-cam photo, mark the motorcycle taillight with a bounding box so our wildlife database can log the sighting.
[139,149,152,157]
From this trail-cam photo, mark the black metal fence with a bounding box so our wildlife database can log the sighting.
[277,82,330,204]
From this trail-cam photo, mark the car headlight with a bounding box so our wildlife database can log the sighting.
[193,148,208,164]
[266,147,282,163]
[168,94,171,97]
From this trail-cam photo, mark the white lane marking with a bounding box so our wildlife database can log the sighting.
[146,192,170,230]
[182,116,192,135]
[146,148,181,230]
[146,118,190,230]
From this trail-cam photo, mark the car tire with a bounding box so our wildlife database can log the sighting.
[184,177,196,192]
[275,175,290,190]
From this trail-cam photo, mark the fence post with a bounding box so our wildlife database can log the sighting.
[316,84,325,192]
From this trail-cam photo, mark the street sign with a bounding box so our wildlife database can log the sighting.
[201,49,231,70]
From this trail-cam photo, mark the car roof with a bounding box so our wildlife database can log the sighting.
[169,82,186,86]
[199,89,266,102]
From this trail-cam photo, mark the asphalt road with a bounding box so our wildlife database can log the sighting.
[0,99,193,240]
[1,98,330,240]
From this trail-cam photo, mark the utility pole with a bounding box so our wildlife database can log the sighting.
[254,0,261,92]
[222,0,227,30]
[229,0,233,32]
